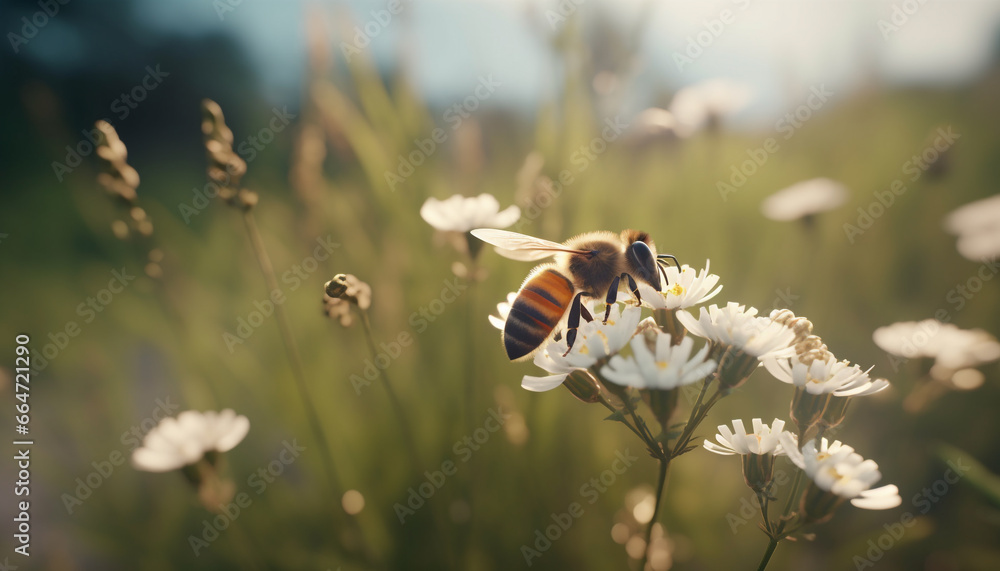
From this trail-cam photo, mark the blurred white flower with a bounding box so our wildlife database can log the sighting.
[763,354,888,396]
[779,435,901,510]
[521,304,642,392]
[703,418,789,456]
[943,193,1000,260]
[488,292,517,330]
[637,260,722,310]
[132,409,250,472]
[873,319,1000,379]
[677,302,796,358]
[760,178,848,221]
[420,193,520,233]
[625,107,687,145]
[600,332,716,390]
[668,79,753,135]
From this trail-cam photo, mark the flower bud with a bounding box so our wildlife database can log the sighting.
[563,370,603,404]
[652,308,686,344]
[798,481,845,525]
[642,387,679,430]
[770,309,814,346]
[818,395,850,431]
[741,452,776,495]
[712,345,759,391]
[789,387,830,438]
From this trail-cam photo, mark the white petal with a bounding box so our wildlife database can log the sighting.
[850,485,902,510]
[521,374,568,392]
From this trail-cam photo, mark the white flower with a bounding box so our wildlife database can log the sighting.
[676,302,796,358]
[420,193,520,233]
[779,435,901,510]
[703,418,789,456]
[763,354,888,396]
[943,194,1000,260]
[626,107,686,144]
[668,79,753,135]
[600,332,716,390]
[132,409,250,472]
[637,260,722,310]
[760,178,848,221]
[488,292,517,330]
[873,319,1000,375]
[521,304,642,392]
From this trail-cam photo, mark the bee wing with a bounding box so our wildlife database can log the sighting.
[493,247,556,262]
[470,229,590,261]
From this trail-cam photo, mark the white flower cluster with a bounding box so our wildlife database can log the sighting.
[874,319,1000,386]
[486,258,907,519]
[132,409,250,472]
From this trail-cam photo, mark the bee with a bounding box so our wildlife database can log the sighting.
[471,228,679,361]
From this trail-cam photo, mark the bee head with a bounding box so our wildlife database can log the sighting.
[623,230,661,291]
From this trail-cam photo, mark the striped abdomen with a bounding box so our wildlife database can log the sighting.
[504,267,575,361]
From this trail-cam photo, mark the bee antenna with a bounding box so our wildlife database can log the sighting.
[656,254,680,268]
[657,263,670,288]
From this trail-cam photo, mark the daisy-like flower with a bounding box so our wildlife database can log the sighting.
[488,292,517,330]
[943,193,1000,261]
[420,193,520,233]
[636,260,722,311]
[703,418,789,456]
[873,319,1000,382]
[760,178,848,222]
[600,332,716,391]
[521,304,642,393]
[704,418,791,493]
[132,409,250,472]
[678,303,795,358]
[763,354,886,396]
[668,79,753,135]
[764,353,888,435]
[778,435,901,522]
[676,302,796,389]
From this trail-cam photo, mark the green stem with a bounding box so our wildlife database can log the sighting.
[230,518,269,571]
[242,211,340,489]
[598,398,648,443]
[755,537,780,571]
[671,387,723,458]
[780,469,804,521]
[756,489,772,536]
[638,457,670,571]
[241,210,376,565]
[359,306,456,570]
[359,308,424,476]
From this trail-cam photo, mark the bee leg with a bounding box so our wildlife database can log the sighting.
[622,272,641,304]
[603,276,622,323]
[581,303,594,323]
[563,292,588,356]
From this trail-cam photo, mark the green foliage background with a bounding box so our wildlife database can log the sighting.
[2,4,1000,570]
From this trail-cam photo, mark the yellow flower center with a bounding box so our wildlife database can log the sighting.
[656,360,670,370]
[667,283,685,297]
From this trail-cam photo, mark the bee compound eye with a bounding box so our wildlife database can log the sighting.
[629,241,654,266]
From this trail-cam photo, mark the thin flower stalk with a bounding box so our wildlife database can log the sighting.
[202,100,376,566]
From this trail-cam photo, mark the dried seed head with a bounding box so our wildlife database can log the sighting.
[795,335,831,365]
[95,120,140,204]
[201,99,248,204]
[769,308,813,345]
[324,274,372,312]
[323,296,354,327]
